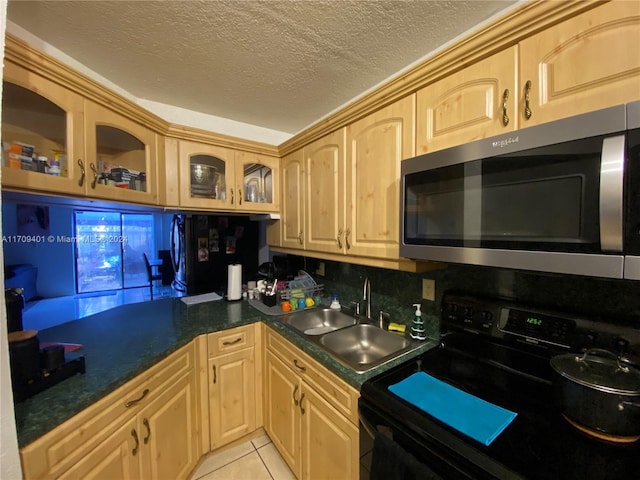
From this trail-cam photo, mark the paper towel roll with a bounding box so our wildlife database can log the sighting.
[227,264,242,301]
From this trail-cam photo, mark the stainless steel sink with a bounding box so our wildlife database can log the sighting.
[281,308,357,335]
[319,324,413,372]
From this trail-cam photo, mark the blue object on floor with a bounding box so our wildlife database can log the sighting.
[388,372,517,446]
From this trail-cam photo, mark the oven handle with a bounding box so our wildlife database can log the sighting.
[599,134,625,252]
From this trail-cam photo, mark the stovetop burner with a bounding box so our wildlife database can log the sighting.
[360,292,640,479]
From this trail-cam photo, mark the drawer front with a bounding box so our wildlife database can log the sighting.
[20,342,196,480]
[265,326,359,425]
[208,324,255,357]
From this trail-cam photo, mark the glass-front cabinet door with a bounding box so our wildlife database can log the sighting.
[1,62,85,196]
[178,141,279,212]
[234,151,279,213]
[178,140,235,209]
[84,101,158,204]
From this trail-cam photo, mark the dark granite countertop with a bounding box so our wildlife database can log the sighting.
[14,298,436,448]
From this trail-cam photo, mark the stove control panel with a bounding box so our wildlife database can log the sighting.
[441,293,640,357]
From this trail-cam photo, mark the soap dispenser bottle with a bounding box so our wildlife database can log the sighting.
[410,303,427,341]
[330,294,341,310]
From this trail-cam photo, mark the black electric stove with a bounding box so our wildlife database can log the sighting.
[359,292,640,479]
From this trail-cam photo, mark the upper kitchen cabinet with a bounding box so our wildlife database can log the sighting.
[416,46,518,154]
[280,149,305,249]
[345,95,415,258]
[519,0,640,127]
[177,139,279,212]
[84,101,158,205]
[1,62,85,196]
[1,59,160,205]
[304,129,346,254]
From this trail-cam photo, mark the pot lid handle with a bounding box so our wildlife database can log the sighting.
[578,348,630,373]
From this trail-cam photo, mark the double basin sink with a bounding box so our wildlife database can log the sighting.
[277,307,418,373]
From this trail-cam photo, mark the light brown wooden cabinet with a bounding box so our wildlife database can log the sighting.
[274,97,424,270]
[19,341,201,480]
[280,149,305,249]
[417,47,517,154]
[263,326,359,480]
[1,61,159,205]
[417,1,640,154]
[344,94,415,259]
[207,324,257,449]
[519,0,640,128]
[176,139,279,212]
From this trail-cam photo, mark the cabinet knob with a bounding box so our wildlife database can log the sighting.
[90,163,98,189]
[345,228,351,250]
[298,231,303,245]
[124,388,150,408]
[143,418,151,445]
[502,89,510,127]
[77,159,86,187]
[131,428,139,456]
[337,229,343,249]
[524,80,532,120]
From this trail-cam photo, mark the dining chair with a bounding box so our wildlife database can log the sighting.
[143,253,163,300]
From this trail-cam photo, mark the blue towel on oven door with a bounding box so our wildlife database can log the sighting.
[388,372,517,446]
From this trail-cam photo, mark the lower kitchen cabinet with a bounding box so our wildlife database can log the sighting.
[207,324,257,449]
[19,341,201,480]
[264,326,359,480]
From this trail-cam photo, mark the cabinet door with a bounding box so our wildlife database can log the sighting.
[178,140,235,209]
[264,350,302,479]
[520,1,640,127]
[300,385,359,480]
[417,46,518,154]
[1,62,86,196]
[234,151,279,212]
[84,100,158,204]
[138,372,199,480]
[57,417,140,480]
[209,348,256,448]
[304,128,346,253]
[346,95,415,259]
[281,149,305,248]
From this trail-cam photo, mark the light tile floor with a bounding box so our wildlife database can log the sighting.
[189,433,295,480]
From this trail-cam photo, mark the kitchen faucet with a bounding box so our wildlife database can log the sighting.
[363,277,371,319]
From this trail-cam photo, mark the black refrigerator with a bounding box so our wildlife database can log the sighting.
[170,214,259,296]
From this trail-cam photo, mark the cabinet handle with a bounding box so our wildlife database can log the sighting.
[239,189,243,205]
[230,188,234,204]
[298,231,303,245]
[345,228,351,250]
[299,392,306,415]
[131,428,139,456]
[502,89,510,127]
[90,163,98,189]
[293,384,299,406]
[524,80,532,120]
[143,418,151,445]
[212,364,217,384]
[293,359,307,372]
[222,337,242,346]
[77,159,86,187]
[125,388,150,407]
[337,229,343,249]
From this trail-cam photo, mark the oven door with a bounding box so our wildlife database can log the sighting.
[358,397,525,480]
[400,104,628,278]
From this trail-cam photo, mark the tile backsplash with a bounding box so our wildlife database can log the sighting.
[315,259,640,342]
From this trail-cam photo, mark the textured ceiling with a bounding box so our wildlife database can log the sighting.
[6,0,518,143]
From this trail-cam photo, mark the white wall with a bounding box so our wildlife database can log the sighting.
[1,0,24,476]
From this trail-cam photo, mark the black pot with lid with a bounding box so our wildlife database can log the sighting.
[550,348,640,440]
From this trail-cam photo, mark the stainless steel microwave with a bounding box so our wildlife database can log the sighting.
[400,101,640,280]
